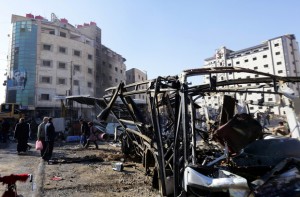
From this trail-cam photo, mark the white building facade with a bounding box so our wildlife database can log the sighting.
[202,34,300,115]
[5,13,126,119]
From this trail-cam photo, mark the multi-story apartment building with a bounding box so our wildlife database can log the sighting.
[4,13,126,119]
[100,45,126,97]
[126,68,147,100]
[201,34,300,115]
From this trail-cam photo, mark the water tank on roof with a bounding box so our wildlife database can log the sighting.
[90,21,97,26]
[26,13,34,18]
[35,15,44,20]
[60,18,68,24]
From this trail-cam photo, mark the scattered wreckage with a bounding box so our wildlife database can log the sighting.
[97,67,300,196]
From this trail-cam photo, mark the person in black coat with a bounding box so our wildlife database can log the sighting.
[1,118,10,143]
[43,117,56,161]
[14,118,30,154]
[79,119,90,147]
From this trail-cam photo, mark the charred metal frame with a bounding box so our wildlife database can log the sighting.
[98,67,300,196]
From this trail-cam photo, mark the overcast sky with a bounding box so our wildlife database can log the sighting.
[1,0,300,103]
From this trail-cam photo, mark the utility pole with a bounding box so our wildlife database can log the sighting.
[70,61,73,96]
[69,61,73,121]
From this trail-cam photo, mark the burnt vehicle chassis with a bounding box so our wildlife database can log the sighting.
[98,67,300,196]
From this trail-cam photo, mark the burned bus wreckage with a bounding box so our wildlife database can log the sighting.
[97,67,300,196]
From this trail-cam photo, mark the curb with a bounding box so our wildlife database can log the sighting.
[33,159,45,197]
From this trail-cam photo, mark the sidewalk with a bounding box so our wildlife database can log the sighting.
[0,140,43,197]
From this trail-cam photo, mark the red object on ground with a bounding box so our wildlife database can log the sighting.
[0,174,30,185]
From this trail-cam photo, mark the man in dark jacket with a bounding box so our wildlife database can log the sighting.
[43,117,55,161]
[14,118,30,154]
[37,117,48,157]
[79,119,90,147]
[1,118,10,143]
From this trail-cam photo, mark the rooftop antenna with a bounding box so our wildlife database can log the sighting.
[51,13,59,22]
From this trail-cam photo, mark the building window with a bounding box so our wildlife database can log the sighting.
[88,54,93,60]
[120,70,123,74]
[73,80,79,86]
[253,57,257,61]
[254,66,258,70]
[40,94,50,101]
[88,68,93,74]
[87,82,92,88]
[73,50,81,57]
[20,27,26,32]
[250,107,254,110]
[115,67,118,72]
[236,61,240,64]
[40,76,51,84]
[268,98,273,101]
[58,62,66,69]
[244,59,248,63]
[115,78,118,83]
[275,51,280,55]
[264,64,268,68]
[263,55,267,58]
[60,32,66,37]
[274,43,279,47]
[57,78,66,85]
[228,63,232,66]
[74,65,81,71]
[102,61,106,65]
[277,62,282,65]
[278,70,283,74]
[59,47,67,54]
[49,30,55,35]
[42,60,52,67]
[255,74,259,77]
[43,44,51,51]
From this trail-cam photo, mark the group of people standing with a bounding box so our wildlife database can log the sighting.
[79,119,98,149]
[36,117,56,161]
[13,116,100,162]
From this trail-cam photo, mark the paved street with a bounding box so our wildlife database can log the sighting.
[0,140,42,197]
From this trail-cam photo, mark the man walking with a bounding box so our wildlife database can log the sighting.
[84,122,99,149]
[43,117,55,161]
[14,118,30,154]
[79,119,90,147]
[37,117,48,157]
[1,119,10,143]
